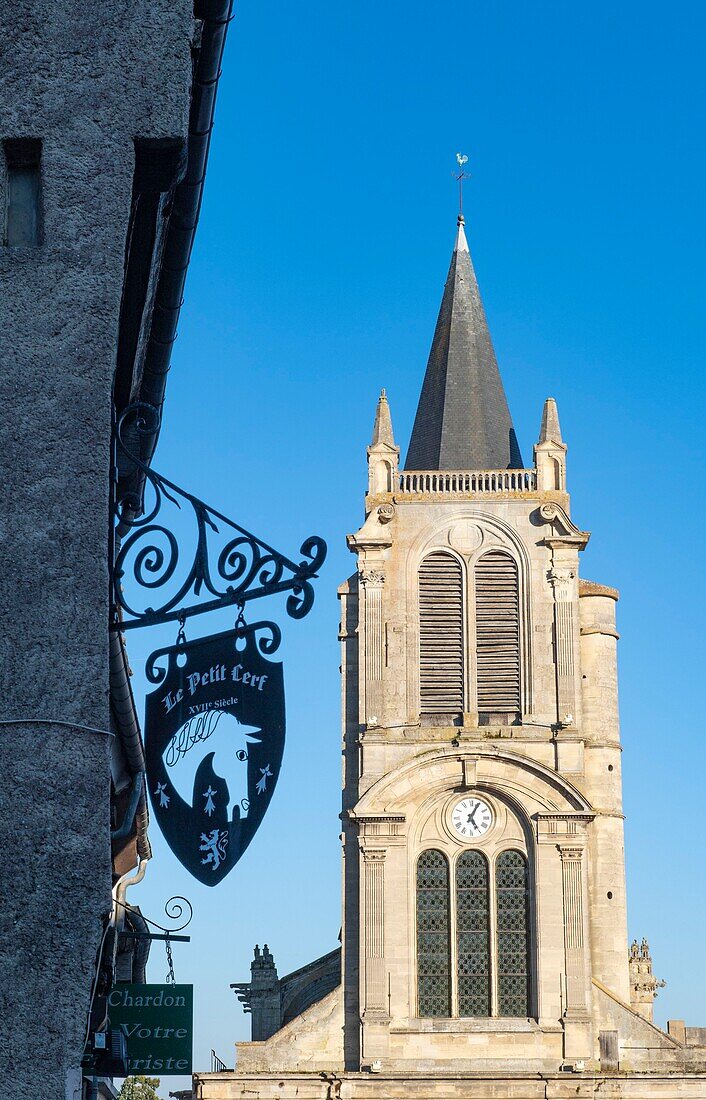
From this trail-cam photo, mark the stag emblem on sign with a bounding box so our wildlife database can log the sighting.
[144,624,285,885]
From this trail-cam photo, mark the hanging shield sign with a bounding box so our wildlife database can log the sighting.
[144,623,285,885]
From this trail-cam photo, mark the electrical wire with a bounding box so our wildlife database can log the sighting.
[0,718,114,738]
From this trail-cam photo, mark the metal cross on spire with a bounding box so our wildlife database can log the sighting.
[454,152,470,220]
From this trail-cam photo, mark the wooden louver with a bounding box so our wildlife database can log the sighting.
[475,551,520,714]
[419,552,464,714]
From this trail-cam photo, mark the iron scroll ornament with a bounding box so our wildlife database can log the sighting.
[144,621,285,885]
[111,403,327,630]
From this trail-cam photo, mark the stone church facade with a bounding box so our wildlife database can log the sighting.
[196,216,706,1098]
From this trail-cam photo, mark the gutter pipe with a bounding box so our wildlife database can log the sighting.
[109,630,151,861]
[136,0,234,467]
[110,0,233,855]
[110,770,144,842]
[112,857,148,932]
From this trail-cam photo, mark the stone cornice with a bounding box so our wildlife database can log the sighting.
[349,812,407,823]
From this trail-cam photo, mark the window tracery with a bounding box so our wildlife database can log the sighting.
[416,850,451,1017]
[496,850,531,1017]
[416,845,532,1019]
[456,851,491,1017]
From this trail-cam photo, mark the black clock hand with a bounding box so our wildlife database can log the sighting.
[468,803,480,828]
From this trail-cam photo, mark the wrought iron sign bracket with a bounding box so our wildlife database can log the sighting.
[114,895,193,945]
[110,403,327,631]
[120,931,190,943]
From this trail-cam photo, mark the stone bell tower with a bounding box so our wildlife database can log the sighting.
[341,212,631,1072]
[210,211,706,1098]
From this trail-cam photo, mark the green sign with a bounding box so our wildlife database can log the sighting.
[108,983,193,1074]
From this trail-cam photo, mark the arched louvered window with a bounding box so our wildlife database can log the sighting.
[496,851,530,1017]
[419,552,464,715]
[456,852,491,1017]
[416,850,451,1017]
[475,551,520,716]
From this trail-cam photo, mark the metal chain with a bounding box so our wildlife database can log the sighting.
[165,935,176,985]
[176,611,187,650]
[235,600,246,631]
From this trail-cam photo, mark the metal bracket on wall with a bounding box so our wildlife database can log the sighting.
[115,894,194,943]
[110,403,327,631]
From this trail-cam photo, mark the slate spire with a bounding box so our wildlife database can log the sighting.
[405,216,522,471]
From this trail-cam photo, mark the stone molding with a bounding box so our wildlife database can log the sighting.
[354,745,592,819]
[350,814,405,847]
[538,502,590,549]
[536,813,594,844]
[580,625,620,640]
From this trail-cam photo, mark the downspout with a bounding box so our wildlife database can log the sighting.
[125,906,151,984]
[109,630,151,861]
[112,857,148,933]
[110,770,144,842]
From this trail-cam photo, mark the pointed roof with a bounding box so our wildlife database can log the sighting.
[370,389,396,448]
[538,396,564,446]
[405,216,522,471]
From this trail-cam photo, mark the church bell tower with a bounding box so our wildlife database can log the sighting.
[341,212,630,1072]
[220,205,706,1097]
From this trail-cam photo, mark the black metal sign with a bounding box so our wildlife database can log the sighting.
[111,402,326,885]
[144,622,284,885]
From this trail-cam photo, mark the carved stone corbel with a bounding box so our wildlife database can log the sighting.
[537,502,590,550]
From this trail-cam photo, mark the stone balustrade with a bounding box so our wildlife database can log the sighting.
[398,468,537,494]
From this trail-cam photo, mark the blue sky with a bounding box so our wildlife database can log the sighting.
[128,2,706,1088]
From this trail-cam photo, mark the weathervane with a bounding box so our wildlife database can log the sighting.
[454,152,470,220]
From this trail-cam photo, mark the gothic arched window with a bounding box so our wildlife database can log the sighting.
[416,850,451,1017]
[475,551,520,717]
[416,847,533,1019]
[496,850,531,1017]
[418,552,464,715]
[456,851,491,1017]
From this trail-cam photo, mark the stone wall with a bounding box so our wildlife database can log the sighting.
[197,1070,706,1099]
[0,4,193,1096]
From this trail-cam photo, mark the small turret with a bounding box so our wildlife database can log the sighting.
[367,389,399,499]
[629,938,666,1023]
[232,944,281,1041]
[534,396,567,491]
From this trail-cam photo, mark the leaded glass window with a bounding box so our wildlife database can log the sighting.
[416,850,451,1017]
[496,850,530,1017]
[455,851,491,1016]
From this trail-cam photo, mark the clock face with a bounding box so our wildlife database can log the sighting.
[451,797,493,839]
